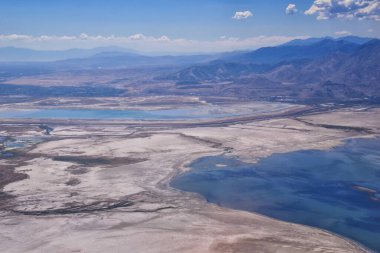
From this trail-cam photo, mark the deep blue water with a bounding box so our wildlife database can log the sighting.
[171,138,380,252]
[0,108,236,120]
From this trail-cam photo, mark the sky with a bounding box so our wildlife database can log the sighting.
[0,0,379,53]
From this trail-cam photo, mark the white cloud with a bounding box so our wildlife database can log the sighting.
[79,33,90,40]
[157,35,170,42]
[0,34,32,40]
[0,33,310,53]
[305,0,380,21]
[286,4,298,15]
[335,30,352,36]
[368,28,374,32]
[232,11,253,20]
[128,33,146,41]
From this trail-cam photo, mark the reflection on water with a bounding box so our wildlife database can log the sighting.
[171,138,380,252]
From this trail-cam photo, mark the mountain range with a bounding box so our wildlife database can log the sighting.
[0,35,372,63]
[162,36,380,102]
[0,35,379,102]
[0,46,143,62]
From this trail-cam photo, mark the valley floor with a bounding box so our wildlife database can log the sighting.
[0,102,379,253]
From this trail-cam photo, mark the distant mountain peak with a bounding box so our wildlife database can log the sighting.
[0,46,141,62]
[283,35,374,47]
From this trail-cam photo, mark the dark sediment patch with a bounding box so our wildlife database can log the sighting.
[0,192,14,210]
[211,237,313,253]
[11,198,134,216]
[295,118,374,133]
[0,166,28,210]
[66,166,89,175]
[52,155,146,166]
[0,166,28,190]
[127,133,153,139]
[53,156,113,165]
[178,133,223,149]
[10,191,178,216]
[65,178,81,186]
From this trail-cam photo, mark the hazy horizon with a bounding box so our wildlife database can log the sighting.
[1,0,379,53]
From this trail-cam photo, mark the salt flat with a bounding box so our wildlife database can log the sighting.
[1,105,379,253]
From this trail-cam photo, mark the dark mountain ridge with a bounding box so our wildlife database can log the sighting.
[164,38,380,102]
[267,39,380,87]
[221,39,360,65]
[282,35,373,46]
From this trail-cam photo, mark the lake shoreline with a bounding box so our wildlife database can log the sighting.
[170,138,380,252]
[1,104,379,252]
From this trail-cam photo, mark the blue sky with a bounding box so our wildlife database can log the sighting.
[0,0,379,52]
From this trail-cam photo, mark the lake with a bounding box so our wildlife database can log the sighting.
[171,138,380,252]
[0,108,234,120]
[0,103,294,120]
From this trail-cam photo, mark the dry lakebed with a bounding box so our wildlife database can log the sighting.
[0,100,379,253]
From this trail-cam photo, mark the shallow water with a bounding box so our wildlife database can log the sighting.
[171,138,380,252]
[0,108,230,120]
[0,103,291,120]
[0,136,43,158]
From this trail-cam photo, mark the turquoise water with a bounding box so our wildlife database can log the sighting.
[171,138,380,252]
[0,136,43,158]
[0,108,237,120]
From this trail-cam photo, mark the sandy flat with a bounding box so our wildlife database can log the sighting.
[1,106,379,253]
